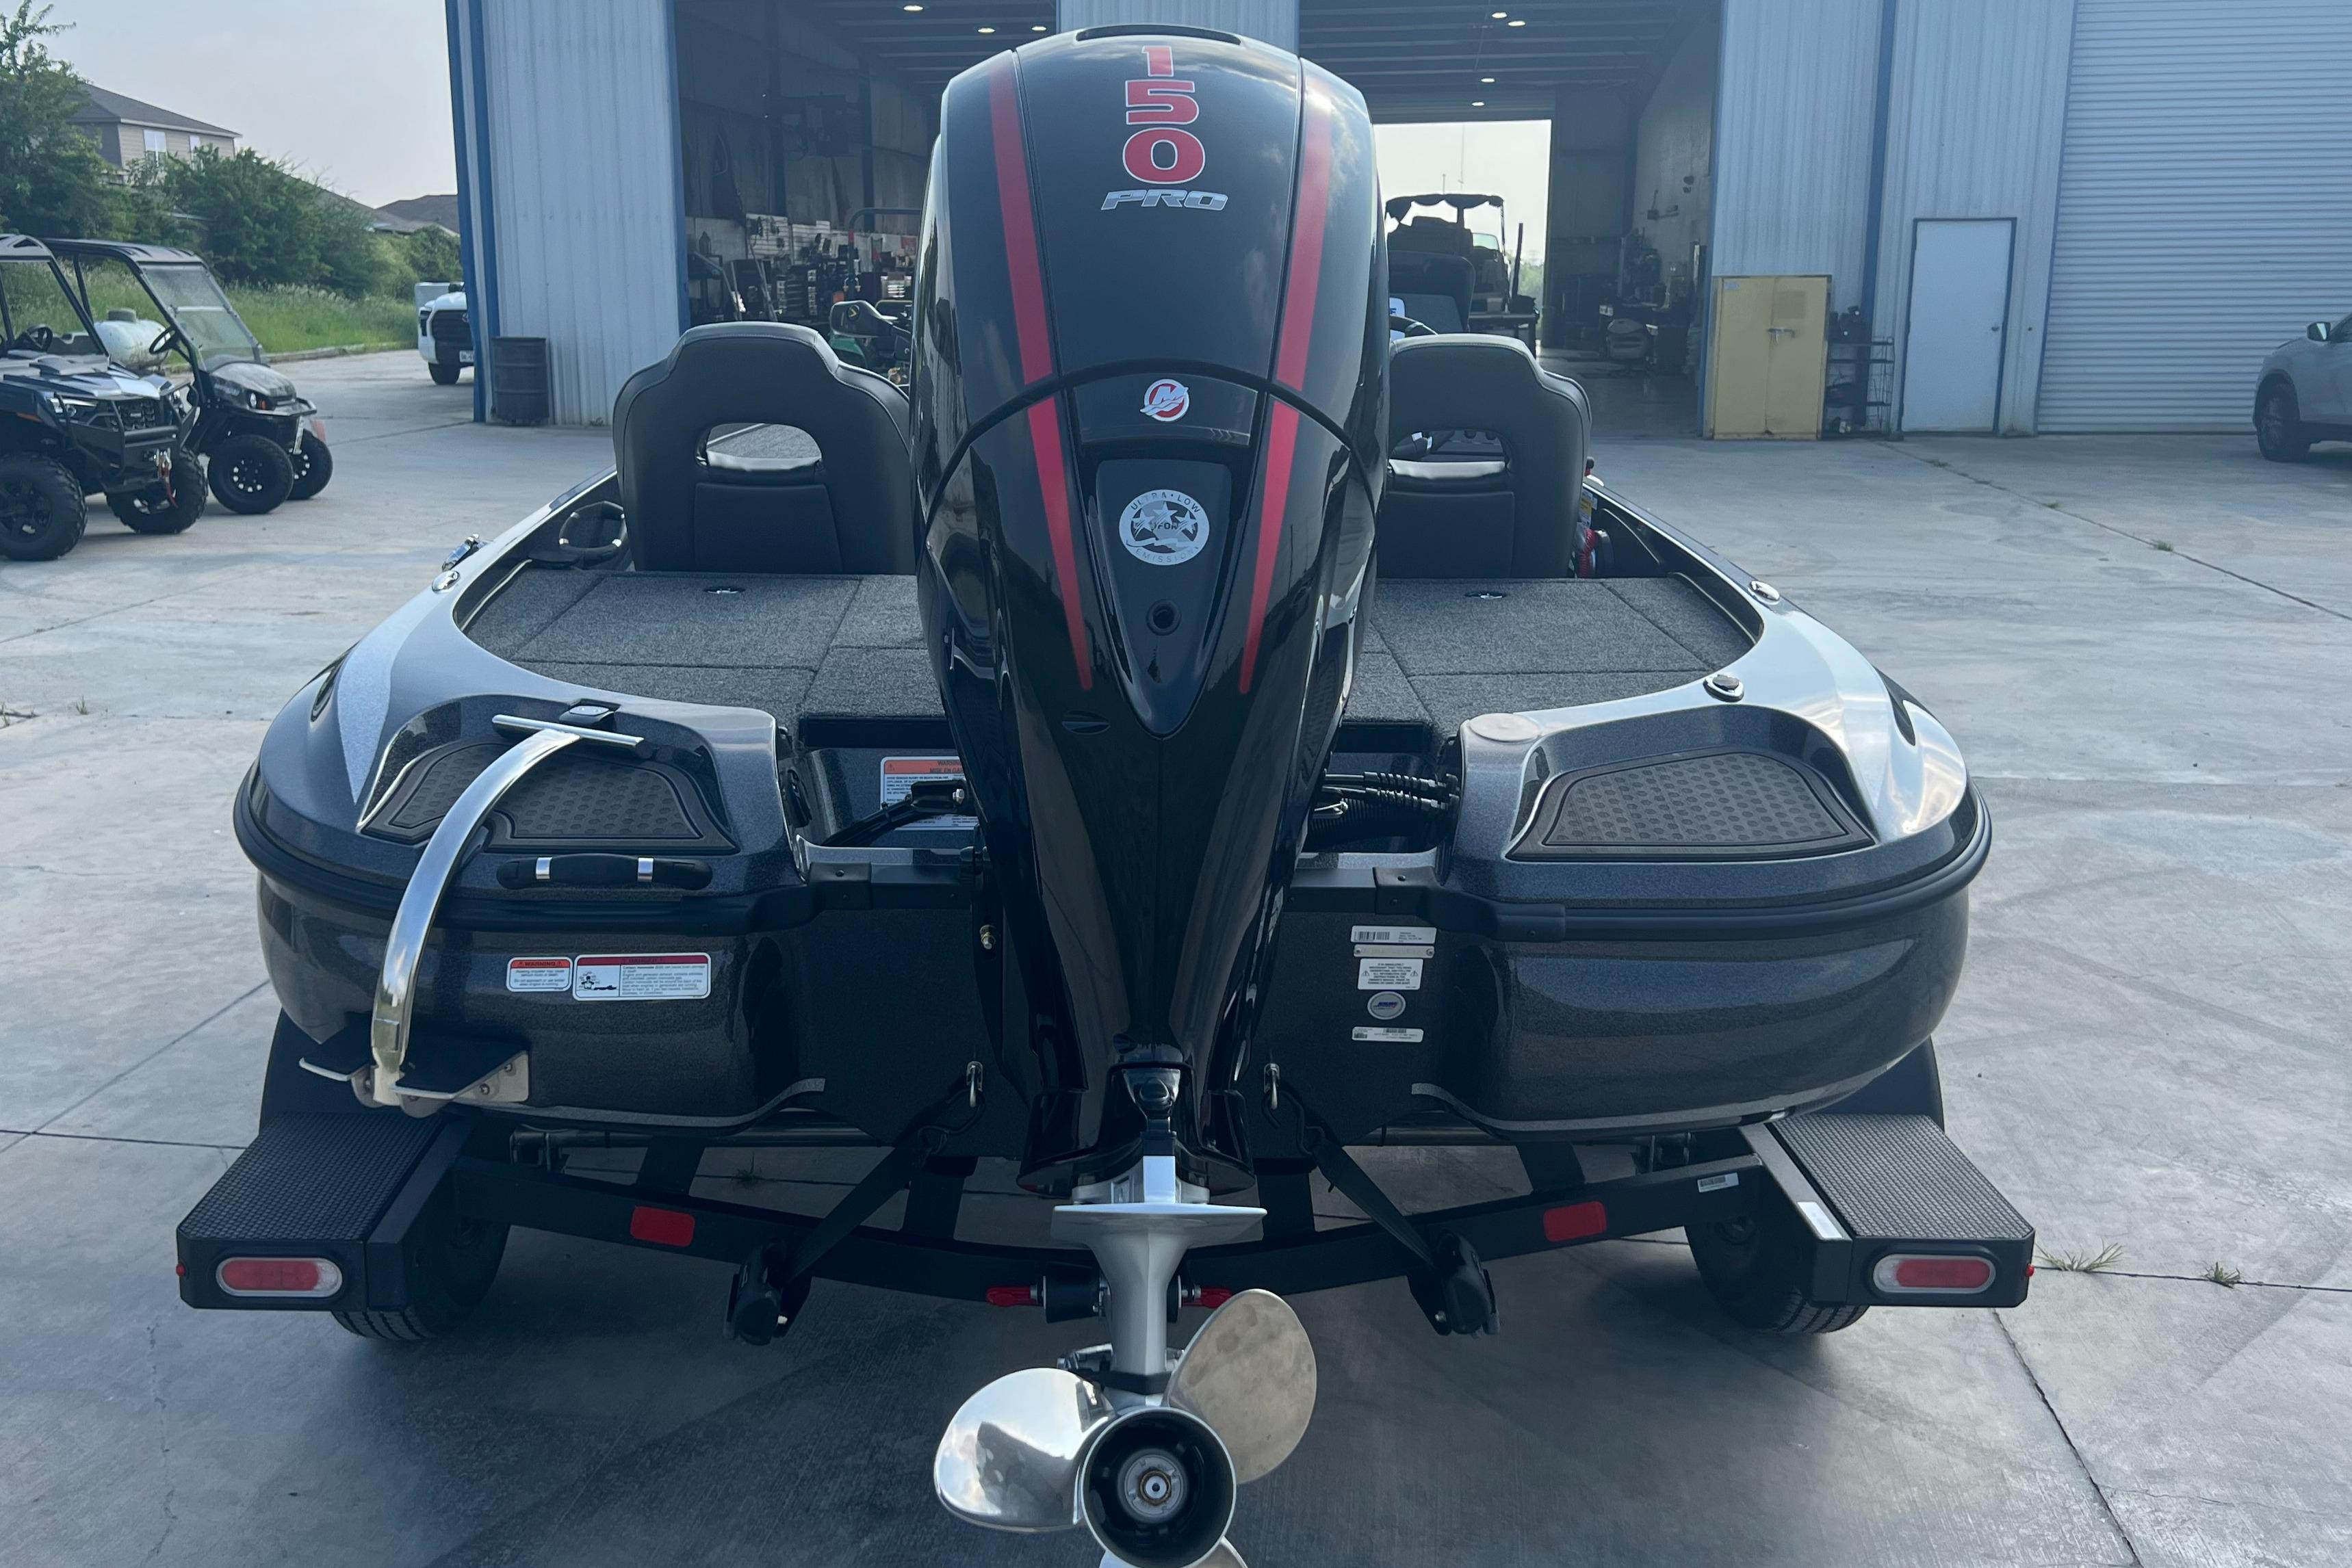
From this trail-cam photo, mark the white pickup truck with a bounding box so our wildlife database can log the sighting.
[414,281,470,385]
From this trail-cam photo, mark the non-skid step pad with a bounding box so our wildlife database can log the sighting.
[1774,1113,2032,1244]
[179,1114,445,1246]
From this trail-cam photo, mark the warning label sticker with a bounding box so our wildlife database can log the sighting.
[506,957,573,993]
[880,755,977,830]
[573,953,712,1002]
[1352,1026,1425,1043]
[1351,924,1435,948]
[1358,956,1423,991]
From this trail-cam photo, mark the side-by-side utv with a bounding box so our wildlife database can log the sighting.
[53,239,332,514]
[0,234,199,560]
[174,29,2029,1568]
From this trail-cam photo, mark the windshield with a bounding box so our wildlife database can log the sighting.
[138,264,263,368]
[0,258,100,356]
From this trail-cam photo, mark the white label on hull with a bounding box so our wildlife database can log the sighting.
[506,957,573,993]
[1354,943,1434,960]
[1350,924,1435,947]
[880,755,977,830]
[1352,1027,1424,1043]
[1358,956,1423,991]
[573,954,712,1002]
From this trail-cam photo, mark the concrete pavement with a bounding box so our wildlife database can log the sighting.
[2,352,2347,1565]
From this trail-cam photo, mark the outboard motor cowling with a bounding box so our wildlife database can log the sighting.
[911,27,1386,1190]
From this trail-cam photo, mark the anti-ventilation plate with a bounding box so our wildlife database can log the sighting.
[1514,749,1870,861]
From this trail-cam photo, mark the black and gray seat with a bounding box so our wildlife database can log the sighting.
[1380,334,1590,579]
[612,322,916,575]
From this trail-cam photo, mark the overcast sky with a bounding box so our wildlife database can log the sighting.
[44,1,1547,252]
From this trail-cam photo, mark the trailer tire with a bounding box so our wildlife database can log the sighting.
[107,452,207,534]
[428,360,462,386]
[208,432,296,514]
[1687,1202,1868,1335]
[287,430,333,499]
[0,454,86,560]
[331,1215,509,1341]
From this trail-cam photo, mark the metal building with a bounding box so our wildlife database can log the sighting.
[445,0,2349,434]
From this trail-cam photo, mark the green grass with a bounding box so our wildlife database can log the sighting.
[222,285,412,355]
[2037,1241,2125,1274]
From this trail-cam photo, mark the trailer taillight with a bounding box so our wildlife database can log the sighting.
[216,1257,343,1298]
[985,1285,1042,1307]
[1542,1201,1607,1243]
[1872,1253,1995,1295]
[628,1205,696,1247]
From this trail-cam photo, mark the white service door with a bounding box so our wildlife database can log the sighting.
[1902,220,2013,433]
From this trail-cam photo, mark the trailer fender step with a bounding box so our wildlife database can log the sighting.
[177,1112,467,1312]
[1746,1113,2034,1309]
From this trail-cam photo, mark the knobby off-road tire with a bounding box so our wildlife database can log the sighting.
[331,1216,509,1341]
[208,431,297,513]
[0,454,86,560]
[107,452,207,534]
[287,430,333,500]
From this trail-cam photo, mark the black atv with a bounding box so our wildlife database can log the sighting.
[0,235,200,560]
[52,239,330,515]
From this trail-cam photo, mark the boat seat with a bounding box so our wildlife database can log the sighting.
[613,322,917,575]
[1380,334,1590,579]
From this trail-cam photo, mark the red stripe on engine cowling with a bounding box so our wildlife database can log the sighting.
[987,62,1054,384]
[1027,399,1091,689]
[990,59,1087,688]
[1240,89,1336,694]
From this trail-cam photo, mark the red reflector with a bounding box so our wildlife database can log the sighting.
[1542,1201,1607,1244]
[1193,1287,1233,1309]
[216,1256,341,1298]
[1872,1253,1995,1294]
[985,1285,1040,1307]
[628,1206,696,1247]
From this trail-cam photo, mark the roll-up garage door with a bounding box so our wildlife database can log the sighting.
[2037,0,2352,431]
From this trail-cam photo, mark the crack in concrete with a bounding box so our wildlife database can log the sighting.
[26,978,270,1139]
[140,1321,179,1563]
[1995,1308,2146,1567]
[1878,442,2352,625]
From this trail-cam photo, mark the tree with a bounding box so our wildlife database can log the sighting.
[0,1,116,237]
[159,146,323,286]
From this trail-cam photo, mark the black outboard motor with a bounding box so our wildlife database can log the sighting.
[912,27,1386,1192]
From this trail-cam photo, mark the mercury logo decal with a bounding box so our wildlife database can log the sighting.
[1140,378,1190,421]
[1120,488,1209,566]
[1104,44,1226,211]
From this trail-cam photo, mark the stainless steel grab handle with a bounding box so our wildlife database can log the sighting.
[366,714,643,1106]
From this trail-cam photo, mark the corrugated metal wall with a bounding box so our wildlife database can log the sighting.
[1870,0,2074,434]
[1057,0,1297,51]
[1709,0,1879,302]
[2038,0,2352,431]
[452,0,688,426]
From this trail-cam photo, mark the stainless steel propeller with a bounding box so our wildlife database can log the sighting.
[935,1288,1315,1568]
[934,1366,1114,1531]
[1165,1290,1317,1485]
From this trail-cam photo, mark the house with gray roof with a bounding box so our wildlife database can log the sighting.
[70,85,239,167]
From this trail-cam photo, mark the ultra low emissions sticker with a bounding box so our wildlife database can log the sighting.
[1358,956,1423,991]
[573,954,712,1002]
[881,755,977,830]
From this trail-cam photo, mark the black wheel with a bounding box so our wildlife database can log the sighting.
[428,359,462,386]
[0,454,86,560]
[207,432,296,514]
[331,1214,508,1341]
[1688,1199,1870,1335]
[106,452,207,534]
[2257,382,2311,462]
[287,429,333,500]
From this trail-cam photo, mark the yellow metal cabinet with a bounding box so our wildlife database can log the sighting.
[1705,274,1828,439]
